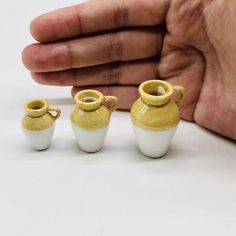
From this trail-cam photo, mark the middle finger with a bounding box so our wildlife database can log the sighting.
[23,27,163,72]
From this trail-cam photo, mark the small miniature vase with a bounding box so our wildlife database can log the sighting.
[22,99,61,151]
[71,90,118,153]
[131,80,185,158]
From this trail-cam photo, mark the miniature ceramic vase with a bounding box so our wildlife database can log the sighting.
[22,99,61,150]
[130,80,185,158]
[71,90,118,153]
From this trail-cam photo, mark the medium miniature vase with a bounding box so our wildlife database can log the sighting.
[71,90,118,153]
[130,80,185,158]
[22,99,61,150]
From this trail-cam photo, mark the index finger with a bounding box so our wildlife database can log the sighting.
[31,0,169,43]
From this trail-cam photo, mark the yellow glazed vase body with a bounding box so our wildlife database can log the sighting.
[22,99,61,150]
[131,80,185,158]
[71,90,118,153]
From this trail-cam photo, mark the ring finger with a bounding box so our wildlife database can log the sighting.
[31,59,158,86]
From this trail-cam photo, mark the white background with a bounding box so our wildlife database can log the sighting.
[0,0,236,235]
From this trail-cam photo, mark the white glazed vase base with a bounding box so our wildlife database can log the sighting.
[22,125,55,151]
[72,124,109,153]
[133,125,178,158]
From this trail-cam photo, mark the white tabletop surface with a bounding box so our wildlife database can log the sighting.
[0,1,236,235]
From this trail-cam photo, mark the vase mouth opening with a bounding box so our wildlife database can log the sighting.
[75,90,104,111]
[25,99,48,117]
[82,97,97,103]
[139,80,173,106]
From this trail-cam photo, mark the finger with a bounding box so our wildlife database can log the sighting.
[31,59,158,86]
[72,86,138,110]
[31,0,169,43]
[23,27,163,72]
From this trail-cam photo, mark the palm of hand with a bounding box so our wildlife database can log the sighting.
[162,0,236,139]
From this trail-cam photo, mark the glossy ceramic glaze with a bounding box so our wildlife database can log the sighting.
[22,99,61,150]
[71,90,118,153]
[72,124,109,153]
[22,125,55,151]
[131,80,185,158]
[133,125,178,158]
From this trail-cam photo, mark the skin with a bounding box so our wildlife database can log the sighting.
[22,0,236,140]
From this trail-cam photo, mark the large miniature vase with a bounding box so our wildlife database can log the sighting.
[22,99,61,150]
[131,80,185,158]
[71,90,118,153]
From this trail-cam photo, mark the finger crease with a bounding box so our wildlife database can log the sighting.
[109,62,122,85]
[109,33,123,61]
[75,6,83,34]
[114,0,129,28]
[65,42,74,69]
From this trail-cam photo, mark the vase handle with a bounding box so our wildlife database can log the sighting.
[173,85,185,107]
[48,106,61,120]
[103,96,118,112]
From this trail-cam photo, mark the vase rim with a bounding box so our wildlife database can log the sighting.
[24,99,48,117]
[74,90,104,111]
[139,80,174,106]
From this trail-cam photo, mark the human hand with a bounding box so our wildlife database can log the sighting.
[22,0,236,140]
